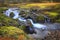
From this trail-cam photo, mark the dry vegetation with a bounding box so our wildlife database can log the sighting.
[8,3,60,8]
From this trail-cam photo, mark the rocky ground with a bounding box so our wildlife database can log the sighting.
[28,23,60,40]
[44,30,60,40]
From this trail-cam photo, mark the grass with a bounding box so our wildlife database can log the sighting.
[45,12,58,16]
[20,3,60,8]
[8,3,60,9]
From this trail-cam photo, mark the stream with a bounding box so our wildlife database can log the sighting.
[4,8,60,39]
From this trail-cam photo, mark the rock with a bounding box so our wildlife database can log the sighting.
[28,28,49,39]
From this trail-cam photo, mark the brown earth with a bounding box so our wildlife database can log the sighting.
[43,30,60,40]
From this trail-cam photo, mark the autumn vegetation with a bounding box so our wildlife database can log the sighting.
[0,0,60,40]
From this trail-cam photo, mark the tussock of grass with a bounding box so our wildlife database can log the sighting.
[20,3,59,8]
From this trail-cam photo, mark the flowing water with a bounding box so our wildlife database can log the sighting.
[4,8,48,29]
[4,8,59,39]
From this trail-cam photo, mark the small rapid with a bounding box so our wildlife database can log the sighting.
[4,8,48,29]
[4,8,58,39]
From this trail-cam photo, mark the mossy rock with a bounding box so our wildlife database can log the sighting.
[0,26,24,36]
[19,10,28,18]
[19,25,26,30]
[0,26,29,40]
[0,12,19,26]
[0,7,7,13]
[36,16,44,23]
[10,12,15,18]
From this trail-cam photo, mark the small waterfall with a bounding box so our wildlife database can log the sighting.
[4,8,26,22]
[18,16,26,22]
[4,8,20,19]
[4,8,49,29]
[4,8,50,38]
[3,8,60,39]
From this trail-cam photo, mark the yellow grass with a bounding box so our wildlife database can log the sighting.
[9,3,60,8]
[23,3,59,8]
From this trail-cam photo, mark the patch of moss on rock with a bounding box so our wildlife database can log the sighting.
[0,12,20,27]
[0,26,31,40]
[36,16,45,23]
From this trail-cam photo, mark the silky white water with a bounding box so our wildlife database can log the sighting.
[4,8,51,39]
[4,8,59,39]
[4,8,48,29]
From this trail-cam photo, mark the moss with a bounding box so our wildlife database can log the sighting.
[19,10,28,18]
[19,25,26,30]
[0,26,28,40]
[56,19,60,23]
[0,8,34,40]
[0,7,8,13]
[45,12,58,19]
[0,11,19,27]
[36,16,44,21]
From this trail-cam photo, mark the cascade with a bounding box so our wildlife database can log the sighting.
[3,8,59,39]
[4,8,48,29]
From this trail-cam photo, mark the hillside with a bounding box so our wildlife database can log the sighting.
[0,8,33,40]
